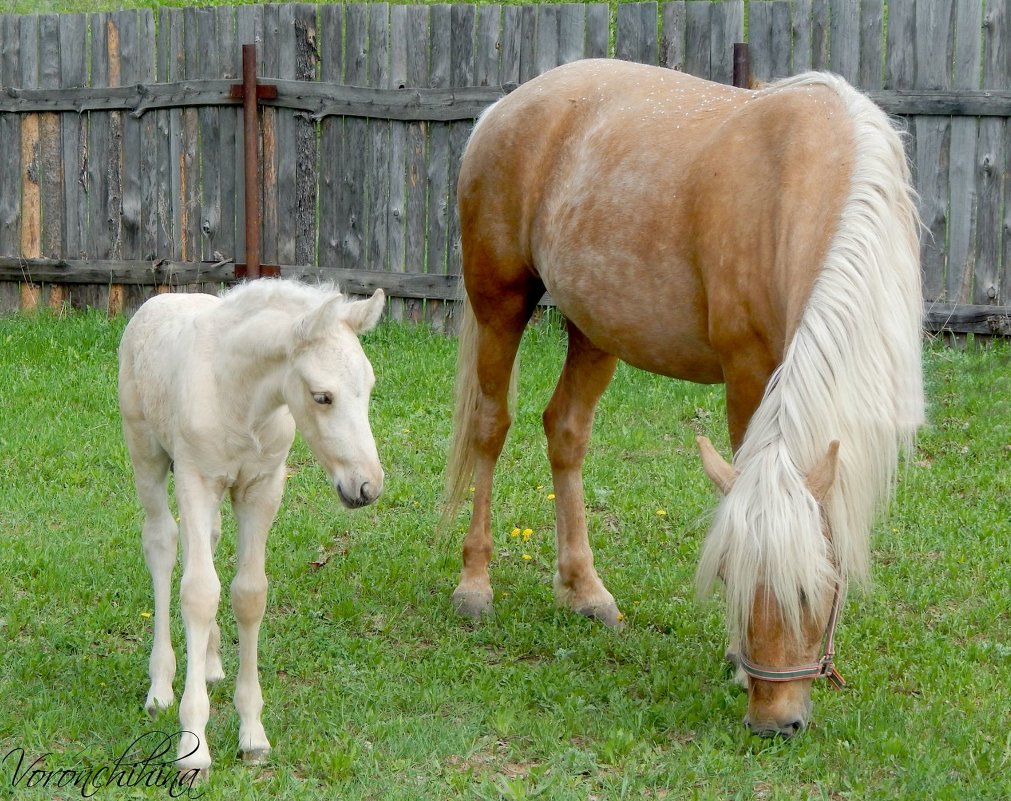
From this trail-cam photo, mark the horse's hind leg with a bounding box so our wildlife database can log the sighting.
[452,285,540,619]
[123,421,179,714]
[229,466,284,763]
[204,511,225,685]
[543,323,621,627]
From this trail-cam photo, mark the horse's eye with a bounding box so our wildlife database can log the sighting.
[312,392,333,406]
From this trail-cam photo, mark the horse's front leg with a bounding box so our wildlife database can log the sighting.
[229,465,284,763]
[174,472,225,773]
[543,324,621,627]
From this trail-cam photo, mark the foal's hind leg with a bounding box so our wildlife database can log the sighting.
[452,291,538,619]
[204,511,226,685]
[543,323,621,627]
[123,423,179,714]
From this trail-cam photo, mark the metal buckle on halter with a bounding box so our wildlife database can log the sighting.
[738,583,846,691]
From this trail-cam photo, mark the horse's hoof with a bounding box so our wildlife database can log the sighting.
[451,588,493,619]
[575,601,625,629]
[241,748,271,765]
[177,767,208,786]
[144,693,173,717]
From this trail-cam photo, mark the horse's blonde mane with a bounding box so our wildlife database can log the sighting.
[219,278,342,314]
[696,72,925,642]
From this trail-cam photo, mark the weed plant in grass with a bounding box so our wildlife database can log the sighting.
[1,309,1009,800]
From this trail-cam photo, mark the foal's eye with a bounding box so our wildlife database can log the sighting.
[312,392,333,406]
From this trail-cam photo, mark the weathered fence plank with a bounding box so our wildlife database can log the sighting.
[403,4,431,322]
[425,4,452,328]
[387,4,411,320]
[58,14,86,265]
[660,1,686,71]
[318,2,345,273]
[343,4,369,272]
[367,3,392,275]
[617,2,659,66]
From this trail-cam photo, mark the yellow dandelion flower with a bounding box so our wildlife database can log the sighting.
[511,527,521,538]
[656,509,667,516]
[522,528,533,541]
[536,484,544,490]
[140,611,152,618]
[547,493,556,500]
[617,612,625,622]
[469,486,476,493]
[522,553,532,561]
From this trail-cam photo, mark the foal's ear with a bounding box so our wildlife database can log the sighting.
[298,293,346,341]
[344,289,386,334]
[805,440,840,505]
[696,436,737,495]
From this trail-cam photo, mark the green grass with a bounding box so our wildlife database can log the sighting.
[1,308,1010,800]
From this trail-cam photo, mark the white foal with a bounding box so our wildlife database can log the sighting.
[118,280,386,773]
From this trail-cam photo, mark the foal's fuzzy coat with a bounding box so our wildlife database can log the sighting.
[119,280,385,771]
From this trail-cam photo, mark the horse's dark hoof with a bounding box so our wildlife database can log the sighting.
[451,588,493,619]
[575,602,625,629]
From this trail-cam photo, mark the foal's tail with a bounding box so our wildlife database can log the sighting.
[439,291,517,532]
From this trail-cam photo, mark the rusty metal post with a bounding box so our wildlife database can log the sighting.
[733,43,751,89]
[241,44,262,279]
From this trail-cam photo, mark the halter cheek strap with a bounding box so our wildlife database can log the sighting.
[738,583,846,691]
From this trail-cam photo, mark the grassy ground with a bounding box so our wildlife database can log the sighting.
[0,308,1009,800]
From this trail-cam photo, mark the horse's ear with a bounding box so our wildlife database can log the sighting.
[697,436,737,495]
[297,293,345,341]
[805,440,840,505]
[344,289,386,334]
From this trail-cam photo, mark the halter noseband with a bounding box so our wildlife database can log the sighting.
[738,583,846,690]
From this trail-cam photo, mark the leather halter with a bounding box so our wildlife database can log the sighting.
[738,583,846,690]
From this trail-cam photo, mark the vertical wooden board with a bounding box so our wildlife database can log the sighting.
[660,2,686,70]
[791,0,813,73]
[58,14,86,260]
[116,10,142,263]
[947,0,982,303]
[318,3,344,271]
[884,0,915,89]
[810,0,831,71]
[275,4,298,268]
[829,2,860,84]
[260,3,281,268]
[235,4,265,267]
[20,15,41,267]
[558,4,586,65]
[425,4,452,327]
[295,4,318,268]
[858,0,884,89]
[403,5,431,323]
[214,6,237,265]
[0,15,21,263]
[342,4,369,271]
[534,5,560,75]
[499,5,522,84]
[769,1,793,80]
[709,1,743,85]
[160,8,184,263]
[914,1,955,301]
[747,1,774,83]
[518,5,537,82]
[617,2,658,66]
[368,3,392,274]
[475,4,502,86]
[446,4,475,294]
[585,4,609,59]
[387,4,412,320]
[38,15,62,264]
[976,0,1008,304]
[683,2,712,79]
[192,8,221,263]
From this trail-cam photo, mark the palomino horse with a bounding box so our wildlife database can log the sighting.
[443,59,923,736]
[119,280,385,771]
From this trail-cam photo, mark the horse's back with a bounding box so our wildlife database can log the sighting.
[459,59,855,384]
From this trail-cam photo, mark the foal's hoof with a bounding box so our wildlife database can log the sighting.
[177,767,208,786]
[240,747,271,765]
[451,588,493,620]
[575,601,625,629]
[144,691,174,718]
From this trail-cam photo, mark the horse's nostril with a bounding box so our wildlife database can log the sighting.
[780,719,805,738]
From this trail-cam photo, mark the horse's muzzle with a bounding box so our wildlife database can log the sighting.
[337,479,382,509]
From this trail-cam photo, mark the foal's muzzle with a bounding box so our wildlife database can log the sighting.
[337,479,382,509]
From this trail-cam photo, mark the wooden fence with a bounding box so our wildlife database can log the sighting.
[0,0,1009,333]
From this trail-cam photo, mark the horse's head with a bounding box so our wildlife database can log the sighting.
[697,436,842,738]
[286,289,386,509]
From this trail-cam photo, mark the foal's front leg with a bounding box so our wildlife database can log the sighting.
[174,473,225,773]
[229,466,284,763]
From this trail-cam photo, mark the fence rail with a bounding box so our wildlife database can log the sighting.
[0,0,1008,333]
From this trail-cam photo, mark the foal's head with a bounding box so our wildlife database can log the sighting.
[697,437,842,738]
[286,289,386,509]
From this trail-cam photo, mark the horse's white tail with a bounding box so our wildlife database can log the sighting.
[697,72,925,641]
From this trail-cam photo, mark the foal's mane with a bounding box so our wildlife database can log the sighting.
[696,73,925,642]
[219,279,342,315]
